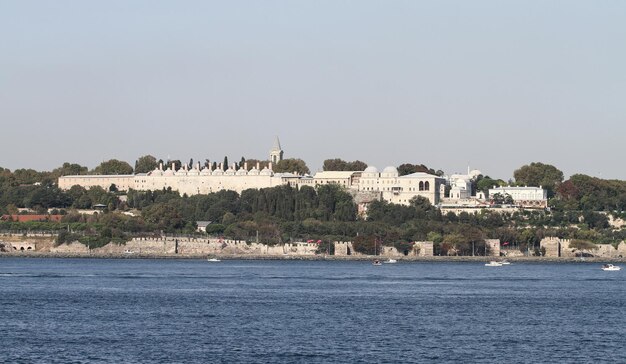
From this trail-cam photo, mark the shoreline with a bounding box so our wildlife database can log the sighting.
[1,252,624,263]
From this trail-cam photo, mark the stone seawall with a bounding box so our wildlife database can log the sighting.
[92,237,319,256]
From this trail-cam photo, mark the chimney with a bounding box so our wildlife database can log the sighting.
[244,162,248,170]
[159,162,163,171]
[171,162,175,171]
[256,162,260,170]
[269,162,273,171]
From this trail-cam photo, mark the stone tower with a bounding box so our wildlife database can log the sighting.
[269,136,284,164]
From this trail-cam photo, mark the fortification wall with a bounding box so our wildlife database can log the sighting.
[485,239,500,257]
[380,246,402,257]
[414,241,434,257]
[541,237,561,257]
[334,241,359,256]
[540,237,623,258]
[617,242,626,257]
[91,237,319,256]
[50,241,90,253]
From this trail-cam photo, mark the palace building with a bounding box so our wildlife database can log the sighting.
[58,138,447,206]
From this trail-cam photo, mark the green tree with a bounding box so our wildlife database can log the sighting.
[274,158,311,175]
[134,155,158,173]
[323,159,368,171]
[166,160,182,171]
[94,159,133,175]
[244,159,269,170]
[476,175,506,194]
[397,163,437,176]
[51,162,89,177]
[513,162,563,197]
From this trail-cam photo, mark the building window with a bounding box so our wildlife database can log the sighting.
[419,181,424,191]
[425,181,430,191]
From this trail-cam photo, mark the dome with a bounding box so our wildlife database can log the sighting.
[163,168,174,176]
[212,169,224,176]
[248,167,260,176]
[382,166,398,174]
[175,169,187,176]
[236,168,248,176]
[224,168,236,176]
[469,169,482,178]
[200,168,211,175]
[364,166,378,173]
[260,167,273,176]
[150,168,163,177]
[187,169,200,176]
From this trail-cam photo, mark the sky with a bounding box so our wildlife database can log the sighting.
[1,1,625,180]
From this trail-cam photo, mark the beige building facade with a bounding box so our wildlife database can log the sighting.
[358,166,445,205]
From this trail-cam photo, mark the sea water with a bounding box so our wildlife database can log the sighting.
[1,258,624,363]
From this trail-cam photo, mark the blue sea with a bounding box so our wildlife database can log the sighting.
[1,258,624,363]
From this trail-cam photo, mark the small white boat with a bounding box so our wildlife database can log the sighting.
[372,260,382,266]
[207,258,221,262]
[384,259,397,264]
[601,264,621,271]
[485,261,503,267]
[500,260,511,265]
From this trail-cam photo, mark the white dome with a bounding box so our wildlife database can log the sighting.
[236,168,248,176]
[260,167,273,176]
[364,166,378,173]
[150,168,163,176]
[212,169,224,176]
[382,166,398,174]
[248,168,260,176]
[469,169,482,178]
[200,168,211,175]
[163,168,174,176]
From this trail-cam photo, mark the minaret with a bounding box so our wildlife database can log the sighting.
[269,136,284,164]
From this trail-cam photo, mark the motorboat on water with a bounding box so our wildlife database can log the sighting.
[384,259,398,264]
[500,260,511,265]
[485,261,503,267]
[372,260,382,266]
[207,258,221,262]
[601,264,621,271]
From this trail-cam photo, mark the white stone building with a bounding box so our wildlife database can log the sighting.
[447,169,482,200]
[358,166,445,205]
[488,186,548,208]
[58,139,447,206]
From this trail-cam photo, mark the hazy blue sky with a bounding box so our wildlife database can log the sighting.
[1,1,625,180]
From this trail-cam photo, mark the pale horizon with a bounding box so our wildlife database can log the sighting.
[1,1,625,181]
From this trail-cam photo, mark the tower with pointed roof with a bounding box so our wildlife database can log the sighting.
[269,136,284,164]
